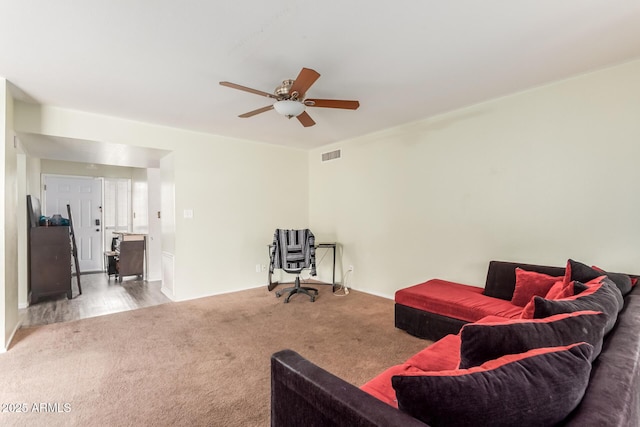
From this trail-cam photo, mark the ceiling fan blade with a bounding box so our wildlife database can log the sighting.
[220,81,277,99]
[304,99,360,110]
[296,111,316,127]
[290,68,320,98]
[239,105,274,118]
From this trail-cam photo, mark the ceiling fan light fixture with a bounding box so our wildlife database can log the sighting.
[220,68,359,127]
[273,100,305,118]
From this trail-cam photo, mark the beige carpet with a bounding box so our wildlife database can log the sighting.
[0,284,430,426]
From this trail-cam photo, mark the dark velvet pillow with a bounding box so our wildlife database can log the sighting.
[592,265,634,296]
[459,310,606,368]
[393,343,593,427]
[533,277,623,334]
[566,259,632,296]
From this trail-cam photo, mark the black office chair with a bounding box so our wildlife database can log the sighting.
[270,229,318,303]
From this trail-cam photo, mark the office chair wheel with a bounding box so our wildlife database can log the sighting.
[310,296,316,302]
[275,291,282,298]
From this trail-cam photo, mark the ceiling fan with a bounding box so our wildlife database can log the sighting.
[219,67,360,127]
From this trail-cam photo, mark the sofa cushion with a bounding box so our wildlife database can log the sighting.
[393,343,593,427]
[405,334,461,371]
[459,310,607,368]
[361,334,462,407]
[359,363,425,408]
[526,277,623,334]
[566,259,632,296]
[510,268,563,307]
[395,279,522,323]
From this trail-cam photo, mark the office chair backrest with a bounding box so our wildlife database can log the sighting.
[270,229,316,275]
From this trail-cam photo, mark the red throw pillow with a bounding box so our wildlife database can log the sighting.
[545,280,573,300]
[521,277,603,319]
[511,268,563,307]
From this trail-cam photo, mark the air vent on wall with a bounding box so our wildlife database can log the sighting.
[321,149,341,162]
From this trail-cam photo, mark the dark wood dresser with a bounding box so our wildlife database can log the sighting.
[28,226,72,304]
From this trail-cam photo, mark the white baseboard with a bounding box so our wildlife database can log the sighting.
[170,283,267,302]
[354,288,395,300]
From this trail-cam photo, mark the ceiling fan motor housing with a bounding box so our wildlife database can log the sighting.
[275,79,295,99]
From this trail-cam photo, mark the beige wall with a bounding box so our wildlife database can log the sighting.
[18,155,41,308]
[145,168,162,281]
[41,160,135,180]
[160,152,176,297]
[8,59,639,312]
[1,79,19,350]
[131,167,163,281]
[309,60,640,298]
[131,168,149,233]
[14,106,309,301]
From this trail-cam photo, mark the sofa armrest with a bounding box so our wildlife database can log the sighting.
[562,291,640,426]
[271,349,428,427]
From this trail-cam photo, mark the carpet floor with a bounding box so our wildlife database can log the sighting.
[0,284,430,426]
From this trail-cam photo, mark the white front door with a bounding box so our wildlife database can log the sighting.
[43,175,103,272]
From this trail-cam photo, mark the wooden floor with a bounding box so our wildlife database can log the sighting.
[20,272,172,328]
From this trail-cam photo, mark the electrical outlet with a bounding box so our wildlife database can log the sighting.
[255,264,261,273]
[261,265,266,272]
[348,265,354,272]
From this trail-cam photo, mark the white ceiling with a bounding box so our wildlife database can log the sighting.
[2,1,640,163]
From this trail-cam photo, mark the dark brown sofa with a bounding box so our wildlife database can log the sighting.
[270,261,640,426]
